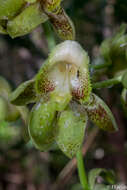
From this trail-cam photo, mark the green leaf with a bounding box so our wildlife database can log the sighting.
[0,96,8,121]
[0,121,20,148]
[9,79,37,105]
[0,76,11,95]
[93,184,112,190]
[28,99,57,151]
[47,7,75,40]
[84,93,118,132]
[121,88,127,117]
[7,2,48,38]
[88,168,115,190]
[71,183,83,190]
[121,70,127,89]
[0,0,25,20]
[56,108,87,158]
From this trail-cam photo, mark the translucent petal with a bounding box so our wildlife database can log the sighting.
[28,99,57,151]
[7,2,48,38]
[56,108,87,158]
[49,40,91,102]
[9,79,37,105]
[84,93,118,132]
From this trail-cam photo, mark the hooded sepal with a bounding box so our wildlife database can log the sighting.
[28,99,57,151]
[56,108,87,158]
[9,79,37,105]
[84,93,118,132]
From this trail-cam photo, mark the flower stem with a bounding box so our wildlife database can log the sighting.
[92,76,122,89]
[76,149,90,190]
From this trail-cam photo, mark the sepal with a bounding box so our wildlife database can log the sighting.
[9,79,37,105]
[84,93,118,132]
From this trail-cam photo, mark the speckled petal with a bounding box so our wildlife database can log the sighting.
[7,2,48,38]
[56,109,87,158]
[84,93,118,132]
[9,79,37,105]
[47,7,75,40]
[0,0,25,20]
[28,99,57,151]
[41,0,62,13]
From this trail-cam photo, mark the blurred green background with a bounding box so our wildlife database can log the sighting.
[0,0,127,189]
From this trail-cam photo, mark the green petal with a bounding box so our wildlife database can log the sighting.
[84,93,118,132]
[28,99,57,151]
[0,0,25,20]
[16,106,30,142]
[47,7,75,40]
[7,2,48,38]
[9,79,37,105]
[56,108,87,158]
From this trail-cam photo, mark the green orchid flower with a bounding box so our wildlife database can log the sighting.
[0,0,75,40]
[10,41,118,158]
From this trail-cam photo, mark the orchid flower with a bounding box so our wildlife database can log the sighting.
[10,41,118,158]
[0,0,75,40]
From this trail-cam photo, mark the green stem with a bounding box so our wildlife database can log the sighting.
[92,76,122,89]
[43,21,56,51]
[76,149,90,190]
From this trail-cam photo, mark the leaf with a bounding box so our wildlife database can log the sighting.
[71,183,83,190]
[0,0,25,20]
[0,121,20,148]
[0,96,8,121]
[93,184,113,190]
[7,2,48,38]
[47,7,75,40]
[121,70,127,89]
[56,108,87,158]
[84,93,118,132]
[28,99,57,151]
[9,79,37,105]
[0,76,11,95]
[88,168,115,190]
